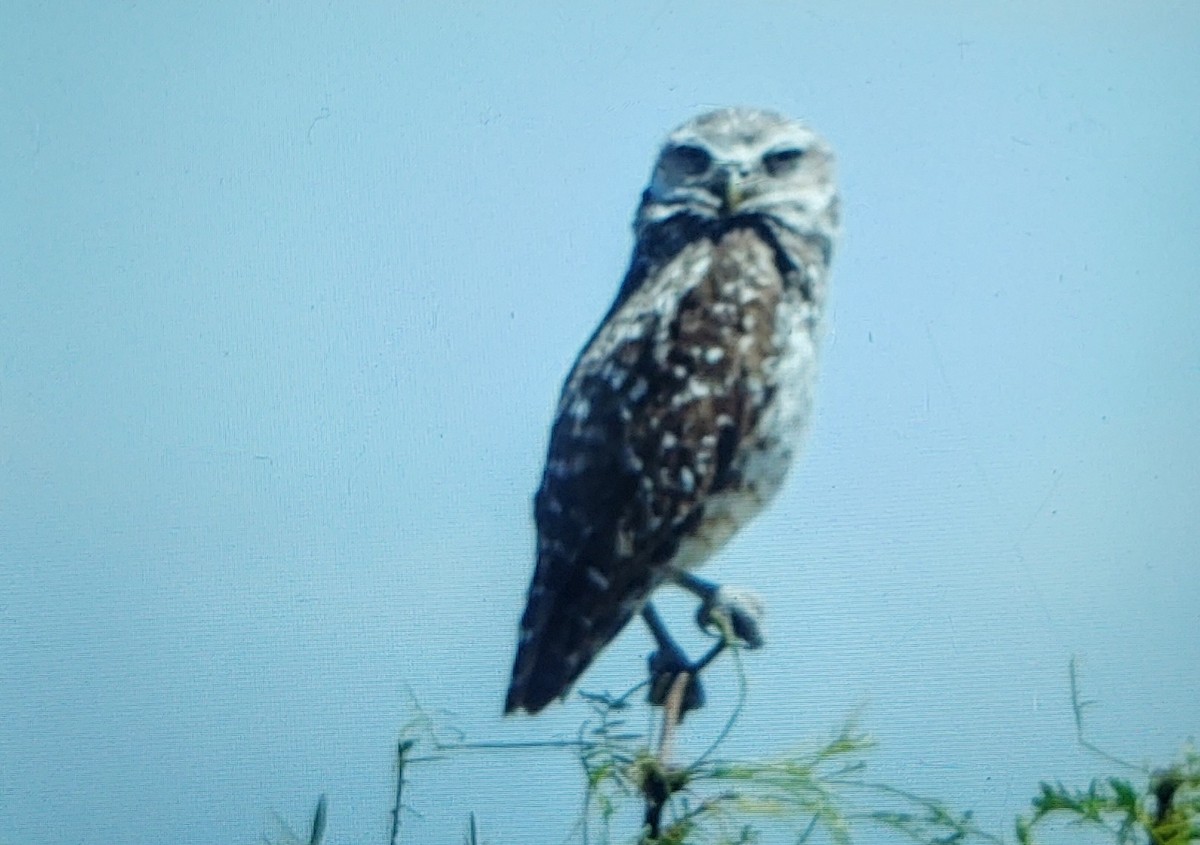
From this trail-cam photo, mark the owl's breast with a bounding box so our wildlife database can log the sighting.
[736,296,820,487]
[647,226,823,569]
[543,223,824,581]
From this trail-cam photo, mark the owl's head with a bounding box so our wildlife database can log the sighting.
[638,108,838,241]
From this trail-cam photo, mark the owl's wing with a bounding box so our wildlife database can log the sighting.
[506,232,783,713]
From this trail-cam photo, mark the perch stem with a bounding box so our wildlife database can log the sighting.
[642,671,690,842]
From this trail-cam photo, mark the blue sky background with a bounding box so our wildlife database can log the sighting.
[2,2,1198,843]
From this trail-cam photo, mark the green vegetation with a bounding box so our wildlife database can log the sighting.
[1011,658,1198,845]
[572,685,995,844]
[270,658,1196,843]
[1015,758,1198,845]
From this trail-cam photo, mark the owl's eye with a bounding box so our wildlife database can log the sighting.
[763,148,806,176]
[664,144,713,176]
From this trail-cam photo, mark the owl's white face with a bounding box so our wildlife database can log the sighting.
[640,108,837,239]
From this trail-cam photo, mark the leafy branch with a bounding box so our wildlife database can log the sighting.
[1014,658,1198,845]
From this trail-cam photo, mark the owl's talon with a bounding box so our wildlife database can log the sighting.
[647,644,706,714]
[696,586,765,649]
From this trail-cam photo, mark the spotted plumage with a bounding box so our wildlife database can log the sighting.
[506,108,839,714]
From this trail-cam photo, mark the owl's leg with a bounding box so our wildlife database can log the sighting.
[641,575,765,715]
[641,603,709,714]
[675,572,766,650]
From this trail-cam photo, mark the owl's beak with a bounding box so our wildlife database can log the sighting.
[716,167,747,215]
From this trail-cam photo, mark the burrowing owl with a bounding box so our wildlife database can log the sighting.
[506,108,839,714]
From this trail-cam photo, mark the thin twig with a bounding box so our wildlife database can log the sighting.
[435,739,589,752]
[1069,657,1137,770]
[659,671,689,761]
[691,641,748,768]
[390,739,415,845]
[309,794,327,845]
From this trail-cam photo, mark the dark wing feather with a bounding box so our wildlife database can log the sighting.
[506,228,783,713]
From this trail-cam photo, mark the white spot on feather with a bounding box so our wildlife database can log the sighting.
[679,466,696,494]
[570,396,591,420]
[588,564,614,590]
[615,528,634,558]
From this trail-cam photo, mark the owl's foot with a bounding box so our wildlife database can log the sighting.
[640,581,764,718]
[646,639,707,714]
[676,573,766,650]
[641,603,708,715]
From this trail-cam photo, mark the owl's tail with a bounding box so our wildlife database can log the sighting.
[504,609,610,715]
[504,563,646,714]
[504,652,572,715]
